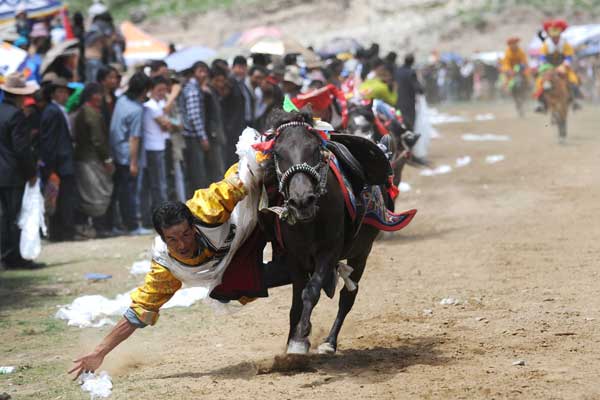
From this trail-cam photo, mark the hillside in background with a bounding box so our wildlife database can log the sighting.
[69,0,600,57]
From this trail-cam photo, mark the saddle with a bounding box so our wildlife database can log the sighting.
[327,133,391,191]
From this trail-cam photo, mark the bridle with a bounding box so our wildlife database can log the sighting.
[270,121,329,200]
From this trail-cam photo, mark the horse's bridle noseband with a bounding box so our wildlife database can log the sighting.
[271,121,329,200]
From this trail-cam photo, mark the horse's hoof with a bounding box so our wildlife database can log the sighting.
[287,340,310,354]
[318,342,336,355]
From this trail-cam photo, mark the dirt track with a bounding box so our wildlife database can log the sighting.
[2,101,600,399]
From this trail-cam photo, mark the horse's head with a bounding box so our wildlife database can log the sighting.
[347,105,376,141]
[268,109,328,223]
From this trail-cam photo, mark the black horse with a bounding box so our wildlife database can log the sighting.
[260,108,412,354]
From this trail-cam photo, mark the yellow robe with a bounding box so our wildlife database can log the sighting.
[535,39,580,96]
[501,47,528,72]
[129,165,247,326]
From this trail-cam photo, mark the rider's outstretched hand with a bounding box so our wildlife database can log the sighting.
[68,351,105,380]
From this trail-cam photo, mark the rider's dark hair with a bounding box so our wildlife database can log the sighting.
[152,201,195,239]
[404,53,415,67]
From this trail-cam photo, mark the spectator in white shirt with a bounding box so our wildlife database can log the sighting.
[142,75,172,213]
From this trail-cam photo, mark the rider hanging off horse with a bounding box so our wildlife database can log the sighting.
[69,98,417,378]
[534,19,583,113]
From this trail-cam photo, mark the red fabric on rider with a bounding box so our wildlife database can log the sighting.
[210,228,267,301]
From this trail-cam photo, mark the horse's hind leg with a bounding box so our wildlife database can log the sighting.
[319,253,369,354]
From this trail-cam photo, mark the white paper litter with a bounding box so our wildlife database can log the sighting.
[439,297,460,305]
[55,287,209,328]
[455,156,471,168]
[485,155,505,164]
[398,182,412,192]
[474,113,495,121]
[512,360,526,366]
[129,260,151,275]
[428,108,468,125]
[0,366,16,374]
[420,165,452,176]
[81,371,112,399]
[462,133,511,142]
[423,309,433,316]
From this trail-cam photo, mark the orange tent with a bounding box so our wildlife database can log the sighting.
[120,21,169,65]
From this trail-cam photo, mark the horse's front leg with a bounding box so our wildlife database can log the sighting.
[287,252,336,354]
[287,270,307,349]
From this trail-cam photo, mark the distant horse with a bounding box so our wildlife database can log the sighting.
[260,109,414,354]
[540,68,571,143]
[509,65,529,117]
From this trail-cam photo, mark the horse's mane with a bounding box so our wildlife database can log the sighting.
[266,107,314,131]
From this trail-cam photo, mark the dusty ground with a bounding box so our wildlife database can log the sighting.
[1,100,600,399]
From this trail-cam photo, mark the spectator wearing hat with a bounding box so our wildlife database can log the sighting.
[282,65,303,98]
[19,22,51,83]
[0,73,43,268]
[14,3,30,39]
[40,76,79,241]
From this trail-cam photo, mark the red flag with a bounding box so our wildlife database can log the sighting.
[61,6,75,40]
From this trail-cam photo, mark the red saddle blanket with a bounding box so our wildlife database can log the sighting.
[329,157,417,232]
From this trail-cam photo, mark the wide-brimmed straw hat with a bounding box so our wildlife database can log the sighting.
[283,66,303,87]
[0,72,39,95]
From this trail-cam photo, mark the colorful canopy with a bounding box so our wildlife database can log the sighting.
[0,0,63,26]
[120,21,169,65]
